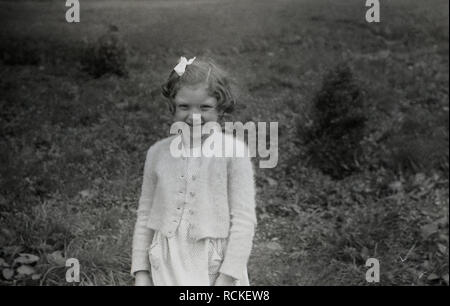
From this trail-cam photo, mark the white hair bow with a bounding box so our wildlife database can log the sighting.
[173,56,196,76]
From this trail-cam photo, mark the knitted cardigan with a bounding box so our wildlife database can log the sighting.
[131,133,257,280]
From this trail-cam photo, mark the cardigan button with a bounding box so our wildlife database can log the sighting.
[192,175,197,181]
[190,191,195,197]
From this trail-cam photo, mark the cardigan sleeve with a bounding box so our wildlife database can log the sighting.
[219,148,257,280]
[130,145,158,276]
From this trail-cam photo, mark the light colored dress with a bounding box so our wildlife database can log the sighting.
[148,152,250,286]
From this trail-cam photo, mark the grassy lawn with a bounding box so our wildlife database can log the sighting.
[0,0,448,285]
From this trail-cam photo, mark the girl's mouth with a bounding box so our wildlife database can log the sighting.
[186,122,204,127]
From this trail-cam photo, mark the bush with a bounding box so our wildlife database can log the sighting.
[81,25,128,78]
[302,63,367,179]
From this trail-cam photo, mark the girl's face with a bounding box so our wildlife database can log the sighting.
[173,83,219,127]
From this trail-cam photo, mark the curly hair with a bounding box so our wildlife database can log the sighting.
[161,57,236,115]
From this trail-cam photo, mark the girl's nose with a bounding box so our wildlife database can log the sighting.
[187,112,202,126]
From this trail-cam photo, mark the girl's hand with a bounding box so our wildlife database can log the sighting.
[135,271,154,286]
[214,273,237,286]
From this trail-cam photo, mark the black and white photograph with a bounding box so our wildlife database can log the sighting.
[0,0,448,289]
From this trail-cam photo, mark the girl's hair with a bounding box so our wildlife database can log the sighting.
[161,57,236,114]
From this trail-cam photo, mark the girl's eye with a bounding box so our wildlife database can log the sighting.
[178,105,189,110]
[201,105,213,111]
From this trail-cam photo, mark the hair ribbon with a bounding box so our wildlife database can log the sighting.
[174,56,196,76]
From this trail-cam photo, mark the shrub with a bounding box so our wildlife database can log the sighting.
[81,25,128,78]
[302,63,367,179]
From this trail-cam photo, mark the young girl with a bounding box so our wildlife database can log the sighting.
[130,57,257,286]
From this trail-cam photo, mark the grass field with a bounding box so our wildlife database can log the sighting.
[0,0,448,285]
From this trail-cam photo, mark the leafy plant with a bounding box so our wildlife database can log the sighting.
[81,25,128,78]
[302,63,367,179]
